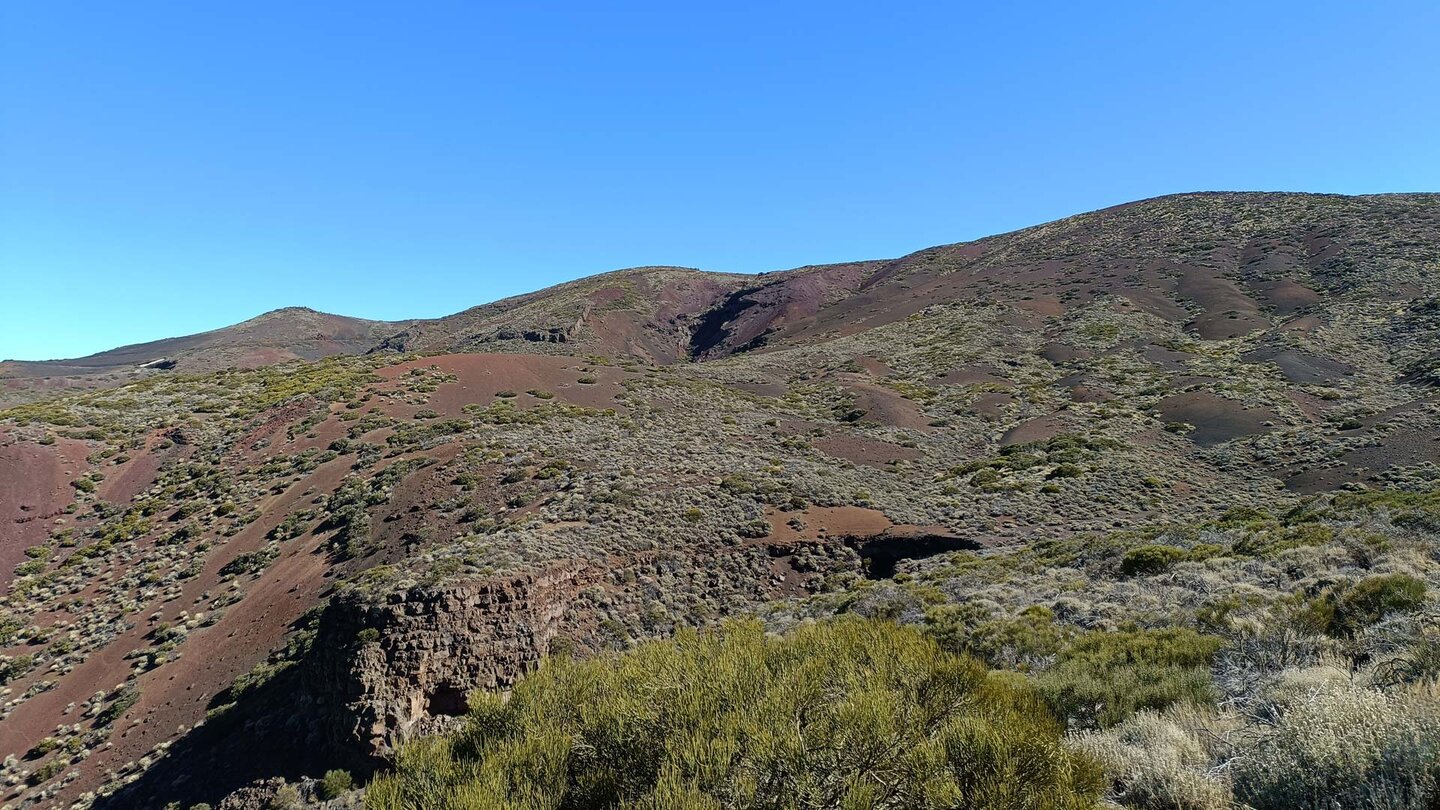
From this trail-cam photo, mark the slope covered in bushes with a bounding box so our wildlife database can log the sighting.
[365,618,1104,810]
[761,489,1440,809]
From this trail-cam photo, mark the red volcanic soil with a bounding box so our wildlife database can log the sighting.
[763,505,896,541]
[1177,270,1270,339]
[16,454,362,805]
[1244,347,1355,385]
[1012,295,1066,317]
[1250,278,1321,314]
[839,380,933,431]
[1288,391,1337,422]
[1,429,460,801]
[1068,382,1115,403]
[1280,314,1327,335]
[1155,392,1278,447]
[1281,400,1440,492]
[97,435,188,505]
[1001,415,1072,446]
[1118,288,1190,322]
[0,432,89,585]
[967,392,1014,419]
[1284,425,1440,493]
[760,505,966,568]
[1041,343,1095,364]
[811,435,922,468]
[1137,343,1196,372]
[850,355,896,377]
[232,399,335,461]
[376,354,633,415]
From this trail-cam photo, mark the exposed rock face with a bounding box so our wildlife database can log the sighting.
[311,561,591,758]
[93,563,591,808]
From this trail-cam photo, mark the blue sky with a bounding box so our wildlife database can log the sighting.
[2,2,1438,361]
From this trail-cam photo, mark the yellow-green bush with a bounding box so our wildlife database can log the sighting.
[366,618,1103,810]
[1036,628,1222,729]
[926,603,1070,670]
[1296,574,1428,638]
[1118,544,1187,576]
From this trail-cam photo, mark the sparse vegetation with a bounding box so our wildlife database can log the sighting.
[6,192,1440,807]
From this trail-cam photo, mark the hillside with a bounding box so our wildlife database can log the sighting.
[2,191,1440,808]
[0,309,409,407]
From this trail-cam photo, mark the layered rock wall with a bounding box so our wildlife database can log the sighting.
[308,561,591,757]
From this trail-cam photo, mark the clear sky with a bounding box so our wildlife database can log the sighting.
[3,1,1438,361]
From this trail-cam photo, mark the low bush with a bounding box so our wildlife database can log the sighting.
[366,618,1104,810]
[1233,677,1440,810]
[1298,573,1428,638]
[95,686,140,727]
[927,604,1069,670]
[1036,628,1222,729]
[1073,709,1231,810]
[1119,544,1187,576]
[319,769,354,800]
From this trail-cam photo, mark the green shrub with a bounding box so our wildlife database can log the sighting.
[1233,523,1335,557]
[0,654,36,686]
[1298,574,1428,638]
[26,758,65,785]
[268,783,301,810]
[95,686,140,727]
[319,769,354,800]
[366,618,1103,810]
[218,547,278,578]
[1119,545,1187,576]
[927,604,1069,670]
[1036,628,1222,729]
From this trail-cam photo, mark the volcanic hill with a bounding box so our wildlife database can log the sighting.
[3,191,1440,807]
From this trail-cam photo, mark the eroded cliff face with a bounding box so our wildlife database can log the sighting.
[97,516,879,808]
[93,562,594,808]
[312,561,592,757]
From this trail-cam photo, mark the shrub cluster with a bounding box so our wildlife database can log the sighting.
[365,618,1104,809]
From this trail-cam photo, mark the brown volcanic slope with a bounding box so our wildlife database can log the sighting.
[373,265,756,363]
[358,191,1440,377]
[0,308,409,405]
[378,260,894,364]
[2,191,1440,807]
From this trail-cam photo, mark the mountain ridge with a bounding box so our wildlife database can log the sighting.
[11,190,1439,385]
[5,189,1440,807]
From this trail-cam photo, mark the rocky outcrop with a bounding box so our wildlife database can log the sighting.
[308,560,592,758]
[94,562,591,808]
